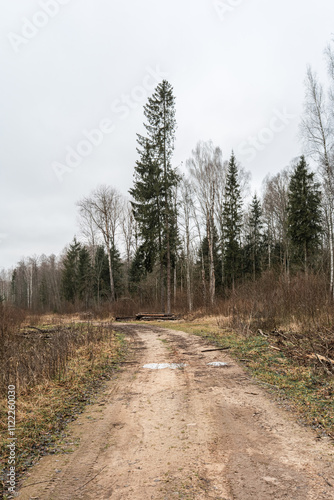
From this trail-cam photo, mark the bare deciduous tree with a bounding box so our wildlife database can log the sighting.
[179,177,195,312]
[77,185,123,302]
[262,168,291,276]
[300,66,334,293]
[187,141,225,305]
[121,200,135,293]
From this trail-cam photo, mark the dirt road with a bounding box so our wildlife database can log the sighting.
[19,324,334,499]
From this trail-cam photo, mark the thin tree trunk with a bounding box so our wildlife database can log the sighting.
[107,246,115,302]
[268,236,271,270]
[173,265,177,308]
[207,216,215,306]
[166,232,171,314]
[186,236,192,312]
[160,260,165,313]
[221,230,225,289]
[201,251,206,305]
[186,259,192,312]
[180,263,183,293]
[329,211,334,297]
[253,243,256,281]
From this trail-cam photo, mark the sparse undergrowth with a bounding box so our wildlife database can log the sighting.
[154,320,334,440]
[0,318,126,499]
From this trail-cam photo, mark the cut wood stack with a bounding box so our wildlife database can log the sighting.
[115,313,178,322]
[135,313,177,321]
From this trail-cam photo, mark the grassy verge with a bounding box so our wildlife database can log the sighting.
[0,321,126,499]
[155,320,334,439]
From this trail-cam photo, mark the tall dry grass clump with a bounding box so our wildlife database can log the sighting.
[215,271,332,333]
[0,304,115,394]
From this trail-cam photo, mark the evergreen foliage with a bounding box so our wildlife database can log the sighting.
[77,246,93,306]
[244,194,264,279]
[222,153,243,289]
[130,80,179,311]
[287,156,322,270]
[94,245,111,302]
[61,239,81,303]
[109,244,124,299]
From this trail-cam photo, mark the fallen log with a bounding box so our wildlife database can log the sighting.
[269,345,281,351]
[139,316,177,321]
[136,312,177,321]
[201,347,231,352]
[307,353,334,365]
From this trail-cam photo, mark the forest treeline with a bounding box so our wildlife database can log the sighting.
[2,40,334,317]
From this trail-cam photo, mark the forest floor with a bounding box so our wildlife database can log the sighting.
[17,322,334,499]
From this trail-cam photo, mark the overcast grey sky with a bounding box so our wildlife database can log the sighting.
[1,0,333,269]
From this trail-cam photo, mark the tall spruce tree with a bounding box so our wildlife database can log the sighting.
[78,246,93,308]
[94,246,110,304]
[130,80,178,313]
[245,194,263,280]
[61,239,81,303]
[130,139,161,275]
[287,156,322,271]
[110,243,124,299]
[223,153,243,290]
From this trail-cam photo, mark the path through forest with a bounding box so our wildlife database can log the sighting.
[18,324,334,499]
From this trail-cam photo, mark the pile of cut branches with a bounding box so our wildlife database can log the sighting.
[258,328,334,375]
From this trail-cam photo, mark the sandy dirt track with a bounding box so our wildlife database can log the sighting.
[18,324,334,499]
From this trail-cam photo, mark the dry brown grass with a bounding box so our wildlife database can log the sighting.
[0,310,118,394]
[0,307,125,498]
[181,271,333,333]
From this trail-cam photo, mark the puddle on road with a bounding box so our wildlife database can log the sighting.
[143,363,187,370]
[207,362,229,367]
[143,362,229,369]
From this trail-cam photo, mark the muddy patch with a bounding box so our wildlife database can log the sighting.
[143,363,187,370]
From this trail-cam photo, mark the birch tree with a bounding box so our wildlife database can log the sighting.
[187,141,223,305]
[300,66,334,293]
[262,168,290,275]
[179,177,195,311]
[77,185,123,302]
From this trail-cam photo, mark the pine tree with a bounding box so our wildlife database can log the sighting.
[94,246,110,304]
[130,139,161,274]
[198,225,222,296]
[61,239,81,303]
[223,153,243,290]
[110,243,124,299]
[130,80,178,313]
[287,156,322,271]
[245,194,263,280]
[78,246,93,308]
[129,246,147,285]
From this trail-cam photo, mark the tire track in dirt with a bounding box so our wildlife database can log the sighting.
[18,324,334,499]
